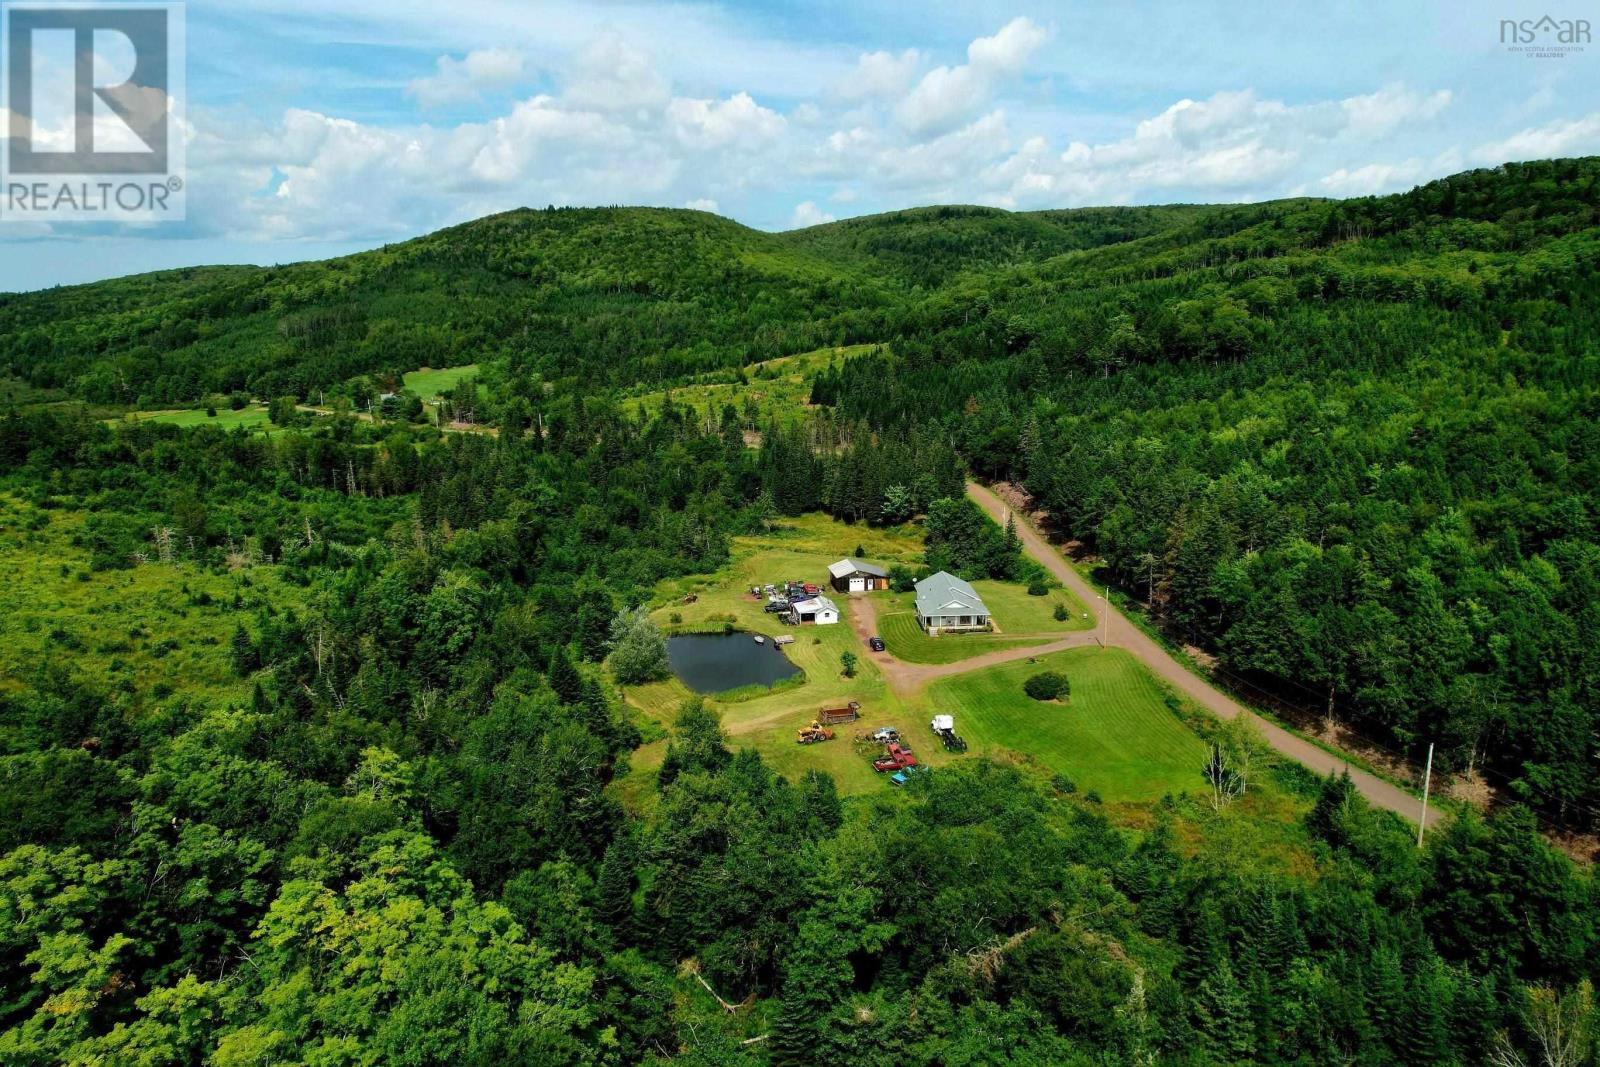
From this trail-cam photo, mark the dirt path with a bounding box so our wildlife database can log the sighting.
[966,480,1440,828]
[847,590,1099,693]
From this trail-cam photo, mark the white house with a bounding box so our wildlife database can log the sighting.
[789,594,840,625]
[914,572,991,634]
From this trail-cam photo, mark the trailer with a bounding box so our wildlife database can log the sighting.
[818,701,861,726]
[931,714,968,753]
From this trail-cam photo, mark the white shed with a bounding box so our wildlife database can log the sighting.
[790,595,840,625]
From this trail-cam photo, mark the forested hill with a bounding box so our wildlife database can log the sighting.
[5,159,1600,1065]
[1,198,1278,406]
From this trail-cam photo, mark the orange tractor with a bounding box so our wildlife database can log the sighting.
[796,721,836,745]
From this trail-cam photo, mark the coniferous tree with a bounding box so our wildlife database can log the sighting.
[548,645,582,705]
[595,833,638,943]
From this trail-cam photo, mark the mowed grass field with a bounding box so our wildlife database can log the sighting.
[0,496,299,705]
[112,405,276,432]
[927,647,1209,803]
[873,580,1089,665]
[876,611,1045,664]
[403,364,479,400]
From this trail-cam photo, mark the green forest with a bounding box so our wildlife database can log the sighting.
[2,158,1599,1065]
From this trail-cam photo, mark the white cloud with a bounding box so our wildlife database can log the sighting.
[667,91,785,150]
[897,17,1050,136]
[1318,159,1425,195]
[407,48,526,108]
[986,84,1459,208]
[839,49,922,100]
[789,200,835,227]
[967,16,1049,73]
[898,64,986,137]
[1473,111,1600,163]
[563,34,669,114]
[1341,84,1451,138]
[684,197,719,212]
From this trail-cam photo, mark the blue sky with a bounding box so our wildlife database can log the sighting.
[2,0,1598,290]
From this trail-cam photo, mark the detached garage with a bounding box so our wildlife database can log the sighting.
[828,559,891,593]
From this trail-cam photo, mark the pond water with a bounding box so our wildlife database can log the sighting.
[666,633,802,694]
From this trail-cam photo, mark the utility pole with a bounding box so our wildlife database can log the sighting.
[1417,742,1434,847]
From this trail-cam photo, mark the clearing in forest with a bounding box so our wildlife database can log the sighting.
[927,646,1209,803]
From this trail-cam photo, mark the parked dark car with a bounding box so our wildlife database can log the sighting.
[868,636,886,652]
[764,601,791,613]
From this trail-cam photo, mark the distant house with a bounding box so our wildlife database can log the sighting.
[914,572,991,634]
[828,558,890,593]
[789,594,840,625]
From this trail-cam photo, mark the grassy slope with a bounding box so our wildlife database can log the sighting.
[926,647,1209,803]
[0,496,299,704]
[403,364,479,400]
[616,345,876,428]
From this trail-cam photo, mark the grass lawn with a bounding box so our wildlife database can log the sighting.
[876,610,1046,664]
[622,513,934,797]
[403,364,480,400]
[872,580,1089,665]
[971,580,1090,633]
[926,647,1209,803]
[0,496,301,705]
[112,406,276,432]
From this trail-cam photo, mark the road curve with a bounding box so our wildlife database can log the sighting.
[966,480,1439,828]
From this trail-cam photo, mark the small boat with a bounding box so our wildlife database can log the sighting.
[753,635,766,644]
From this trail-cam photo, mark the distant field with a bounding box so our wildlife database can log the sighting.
[618,345,880,429]
[112,405,276,431]
[0,495,299,704]
[403,364,479,400]
[928,647,1208,802]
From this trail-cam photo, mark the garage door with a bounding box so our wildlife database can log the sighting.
[849,577,866,592]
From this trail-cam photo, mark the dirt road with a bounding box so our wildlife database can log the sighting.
[847,593,1099,692]
[966,481,1439,828]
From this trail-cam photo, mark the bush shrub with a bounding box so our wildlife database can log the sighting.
[1052,603,1069,621]
[1027,579,1049,596]
[1024,671,1070,701]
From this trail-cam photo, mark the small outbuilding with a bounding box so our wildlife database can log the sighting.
[789,594,840,625]
[914,572,991,634]
[828,558,891,593]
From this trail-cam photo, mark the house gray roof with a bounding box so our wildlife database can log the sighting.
[828,558,890,579]
[914,571,988,619]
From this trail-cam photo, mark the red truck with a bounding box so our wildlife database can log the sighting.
[872,742,919,773]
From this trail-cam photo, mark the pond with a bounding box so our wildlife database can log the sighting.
[666,632,802,694]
